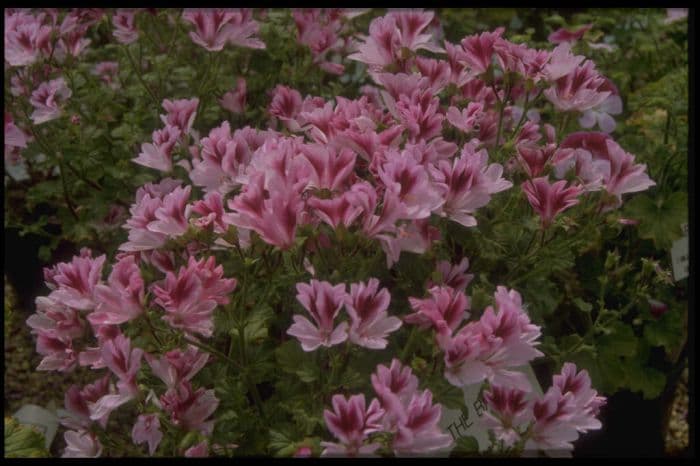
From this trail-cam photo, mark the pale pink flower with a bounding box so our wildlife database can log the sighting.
[27,296,84,341]
[152,256,236,337]
[160,98,199,135]
[392,389,453,455]
[92,61,120,89]
[371,359,419,429]
[543,43,585,82]
[189,121,249,194]
[429,142,512,228]
[219,77,246,113]
[132,124,181,173]
[458,28,505,76]
[345,278,401,349]
[29,77,72,124]
[61,375,112,430]
[4,11,52,67]
[160,380,219,435]
[185,441,209,457]
[88,255,144,326]
[522,177,583,228]
[192,191,229,233]
[45,251,106,311]
[553,363,606,431]
[101,334,143,396]
[55,13,92,60]
[579,79,622,133]
[406,286,469,348]
[147,185,192,237]
[481,385,532,447]
[112,9,139,44]
[548,24,592,44]
[62,430,102,458]
[132,414,163,456]
[446,102,483,133]
[183,9,263,52]
[428,258,474,292]
[298,144,356,192]
[268,85,303,131]
[414,56,451,94]
[223,9,265,49]
[4,112,28,163]
[145,346,210,388]
[287,280,349,352]
[544,60,610,113]
[394,88,444,142]
[308,193,364,230]
[321,394,384,457]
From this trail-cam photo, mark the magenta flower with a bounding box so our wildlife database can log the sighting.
[160,380,219,435]
[392,389,453,455]
[45,251,106,311]
[321,394,384,457]
[219,77,247,114]
[522,177,583,228]
[406,286,469,348]
[88,255,144,326]
[287,280,349,352]
[458,28,505,76]
[345,278,401,350]
[132,414,163,456]
[160,98,199,135]
[133,124,181,173]
[62,430,103,458]
[61,375,112,430]
[481,385,532,447]
[4,11,52,67]
[548,24,592,44]
[100,334,143,396]
[145,346,210,389]
[29,78,72,125]
[112,9,139,44]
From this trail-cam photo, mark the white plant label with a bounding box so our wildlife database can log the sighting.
[671,223,689,281]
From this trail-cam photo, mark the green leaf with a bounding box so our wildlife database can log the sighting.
[623,192,688,249]
[643,307,684,354]
[625,363,667,399]
[4,417,49,458]
[450,435,479,457]
[598,322,638,358]
[275,340,319,383]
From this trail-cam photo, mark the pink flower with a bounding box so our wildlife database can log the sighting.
[4,11,52,67]
[321,394,384,457]
[544,60,610,113]
[62,430,103,458]
[29,77,72,124]
[185,441,209,457]
[371,359,419,428]
[406,286,469,348]
[345,278,401,349]
[132,414,163,456]
[308,193,364,230]
[268,85,303,130]
[579,93,622,133]
[394,88,444,142]
[522,177,583,228]
[152,256,236,338]
[61,375,112,430]
[192,191,229,233]
[101,334,143,396]
[548,24,592,44]
[160,380,219,435]
[429,258,474,292]
[183,9,264,51]
[543,43,585,82]
[4,112,28,163]
[45,251,106,311]
[392,389,453,455]
[458,28,505,76]
[145,346,210,388]
[92,61,120,89]
[88,255,144,326]
[552,363,606,432]
[287,280,349,352]
[219,77,247,113]
[429,142,512,228]
[664,8,688,24]
[160,98,199,135]
[446,102,483,133]
[298,144,356,192]
[112,9,139,44]
[481,385,532,447]
[27,296,84,341]
[132,124,181,172]
[56,13,92,60]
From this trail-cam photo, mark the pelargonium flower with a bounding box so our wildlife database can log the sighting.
[160,380,219,436]
[92,61,120,89]
[219,77,247,114]
[522,177,583,228]
[192,191,230,233]
[4,11,52,67]
[44,250,106,311]
[88,254,144,326]
[268,85,303,131]
[112,9,139,44]
[345,278,401,349]
[184,441,209,457]
[552,363,606,432]
[298,144,356,192]
[145,346,210,388]
[481,385,532,447]
[29,77,72,125]
[100,334,143,397]
[287,280,349,351]
[56,13,92,60]
[544,60,610,113]
[406,286,469,349]
[392,389,453,455]
[321,394,384,457]
[62,430,103,458]
[428,258,474,292]
[160,98,199,135]
[183,9,264,52]
[152,256,236,338]
[370,359,419,428]
[308,193,364,230]
[548,24,592,44]
[132,414,163,456]
[132,124,181,173]
[458,28,505,76]
[446,102,483,133]
[61,374,112,431]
